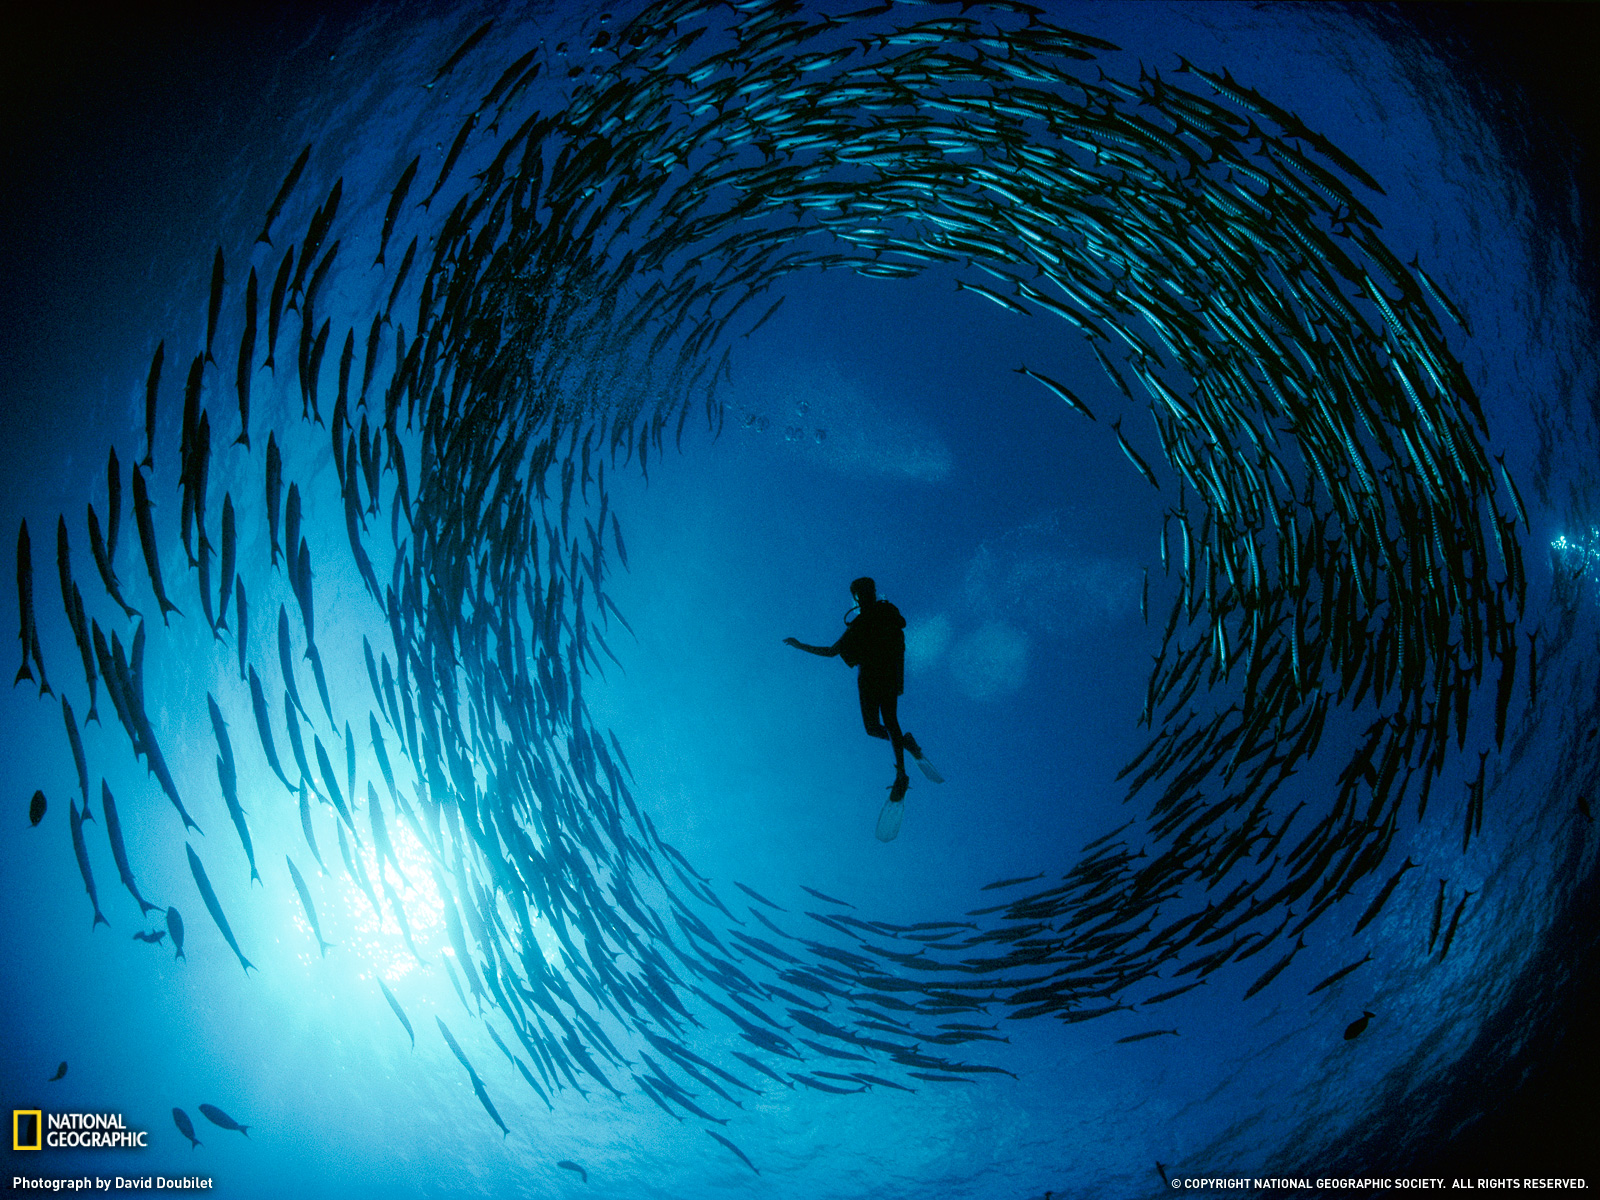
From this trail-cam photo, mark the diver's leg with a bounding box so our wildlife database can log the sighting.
[881,693,906,777]
[859,675,887,739]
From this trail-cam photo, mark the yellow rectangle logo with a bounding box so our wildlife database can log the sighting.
[13,1109,42,1151]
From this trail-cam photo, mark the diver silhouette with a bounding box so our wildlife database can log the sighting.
[785,576,922,802]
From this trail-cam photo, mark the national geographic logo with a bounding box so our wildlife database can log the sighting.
[11,1112,147,1149]
[14,1110,42,1151]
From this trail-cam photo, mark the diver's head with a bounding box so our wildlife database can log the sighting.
[850,577,877,606]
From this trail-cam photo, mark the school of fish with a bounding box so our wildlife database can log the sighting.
[14,0,1523,1163]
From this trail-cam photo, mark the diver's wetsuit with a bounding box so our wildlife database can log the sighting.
[839,598,906,744]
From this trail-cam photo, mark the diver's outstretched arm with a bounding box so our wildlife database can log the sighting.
[784,637,840,657]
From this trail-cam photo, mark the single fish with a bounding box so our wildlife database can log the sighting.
[1115,1029,1179,1043]
[172,1107,201,1149]
[429,19,494,88]
[265,433,283,567]
[315,734,356,832]
[142,342,163,468]
[167,906,186,960]
[256,143,311,246]
[62,695,89,805]
[132,929,167,945]
[799,885,853,908]
[375,156,421,267]
[265,246,294,373]
[235,270,257,449]
[1307,952,1372,996]
[704,1129,759,1175]
[556,1161,588,1184]
[30,788,47,826]
[279,605,310,721]
[198,1104,248,1137]
[69,799,109,930]
[1427,879,1446,954]
[377,977,415,1048]
[246,666,294,792]
[205,247,224,367]
[102,781,158,915]
[1016,364,1097,422]
[216,753,260,886]
[298,780,325,872]
[87,503,138,618]
[105,447,122,561]
[49,1061,67,1082]
[235,577,249,681]
[1112,416,1161,490]
[14,520,49,693]
[1352,857,1414,936]
[286,856,333,956]
[1437,890,1473,961]
[186,844,255,974]
[1343,1010,1374,1040]
[131,469,181,622]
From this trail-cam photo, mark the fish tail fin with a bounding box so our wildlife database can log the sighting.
[205,350,217,368]
[241,956,257,975]
[39,677,53,698]
[374,252,385,268]
[256,231,272,247]
[15,661,33,685]
[93,908,109,930]
[139,899,159,916]
[182,813,203,836]
[159,597,182,624]
[176,948,187,962]
[234,432,251,451]
[251,866,262,886]
[86,702,100,726]
[241,1127,250,1138]
[263,353,275,374]
[141,453,154,470]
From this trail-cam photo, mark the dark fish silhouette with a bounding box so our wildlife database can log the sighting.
[1428,879,1447,954]
[1352,857,1414,936]
[186,844,254,974]
[131,469,180,623]
[1437,891,1473,962]
[49,1061,67,1082]
[286,855,332,956]
[167,906,186,961]
[235,577,249,681]
[198,1104,248,1137]
[1343,1011,1374,1040]
[102,781,159,915]
[257,143,311,246]
[705,1128,759,1175]
[265,247,293,373]
[298,781,325,872]
[132,929,167,945]
[1017,364,1096,422]
[15,520,49,694]
[235,268,256,451]
[377,978,414,1048]
[1115,1029,1179,1043]
[29,789,46,826]
[171,1107,201,1149]
[1308,953,1371,996]
[69,799,108,930]
[556,1160,588,1184]
[142,341,163,468]
[204,248,224,367]
[799,885,853,908]
[376,156,420,267]
[429,19,494,87]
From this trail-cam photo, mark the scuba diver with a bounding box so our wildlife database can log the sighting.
[785,577,933,804]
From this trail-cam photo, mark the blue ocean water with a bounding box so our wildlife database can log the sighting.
[2,3,1596,1197]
